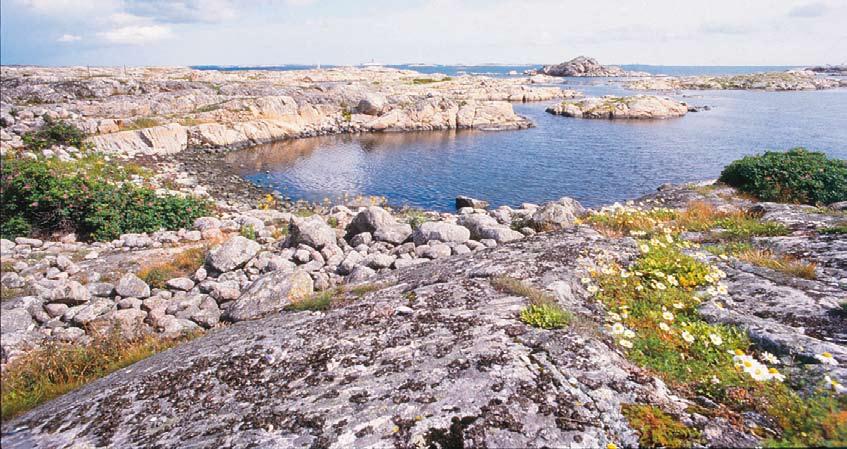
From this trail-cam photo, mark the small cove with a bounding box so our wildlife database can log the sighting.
[225,79,847,211]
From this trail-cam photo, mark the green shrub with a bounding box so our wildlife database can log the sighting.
[0,216,32,240]
[21,116,86,150]
[719,148,847,205]
[1,156,211,241]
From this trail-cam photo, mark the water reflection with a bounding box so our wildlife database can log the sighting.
[225,88,847,211]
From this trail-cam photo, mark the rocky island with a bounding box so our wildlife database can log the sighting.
[546,95,690,119]
[536,56,650,77]
[626,70,847,91]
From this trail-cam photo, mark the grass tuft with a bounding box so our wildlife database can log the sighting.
[491,275,572,329]
[736,248,817,280]
[138,246,207,288]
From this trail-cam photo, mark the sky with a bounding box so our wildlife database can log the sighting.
[1,0,846,67]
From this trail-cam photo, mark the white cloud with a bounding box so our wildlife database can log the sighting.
[56,33,82,42]
[124,0,238,23]
[97,24,173,44]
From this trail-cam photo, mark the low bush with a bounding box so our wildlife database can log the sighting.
[21,116,86,150]
[1,156,211,241]
[719,148,847,205]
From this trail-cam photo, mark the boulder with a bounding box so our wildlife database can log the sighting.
[373,224,412,245]
[347,207,395,236]
[413,221,470,245]
[530,197,584,231]
[457,214,524,243]
[455,196,489,210]
[1,308,34,335]
[115,273,151,299]
[166,277,195,291]
[289,216,336,250]
[206,236,261,272]
[72,298,116,326]
[225,270,314,322]
[49,281,90,305]
[357,94,386,115]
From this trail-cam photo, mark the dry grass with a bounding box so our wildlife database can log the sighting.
[491,276,555,305]
[674,201,743,231]
[491,276,572,329]
[737,248,817,280]
[138,246,208,288]
[1,329,197,421]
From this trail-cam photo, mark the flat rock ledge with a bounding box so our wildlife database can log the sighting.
[546,95,689,119]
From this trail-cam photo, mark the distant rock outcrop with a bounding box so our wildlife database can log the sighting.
[540,56,649,77]
[546,95,689,119]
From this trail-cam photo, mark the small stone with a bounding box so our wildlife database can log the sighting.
[166,277,195,291]
[395,306,414,316]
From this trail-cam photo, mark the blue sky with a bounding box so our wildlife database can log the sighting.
[1,0,845,66]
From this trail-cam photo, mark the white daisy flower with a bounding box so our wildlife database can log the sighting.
[682,331,695,343]
[709,333,723,346]
[619,339,633,349]
[815,352,839,365]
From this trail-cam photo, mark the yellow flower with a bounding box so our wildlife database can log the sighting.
[607,443,618,449]
[815,352,839,365]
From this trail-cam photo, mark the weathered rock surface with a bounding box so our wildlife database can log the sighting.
[546,95,689,119]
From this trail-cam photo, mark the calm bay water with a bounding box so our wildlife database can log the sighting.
[220,69,847,211]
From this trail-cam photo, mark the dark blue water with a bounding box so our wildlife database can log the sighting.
[193,64,799,78]
[227,84,847,211]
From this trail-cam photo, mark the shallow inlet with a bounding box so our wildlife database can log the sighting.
[225,84,847,211]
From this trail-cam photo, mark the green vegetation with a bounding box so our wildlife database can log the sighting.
[401,209,428,229]
[586,212,847,447]
[719,148,847,205]
[411,77,451,84]
[138,246,208,289]
[240,224,257,240]
[820,225,847,235]
[1,329,197,421]
[492,276,572,329]
[121,117,161,130]
[519,303,571,329]
[285,289,334,312]
[1,155,211,241]
[622,404,700,448]
[21,116,86,150]
[284,282,389,312]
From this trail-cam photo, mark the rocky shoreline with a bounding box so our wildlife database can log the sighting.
[1,66,569,157]
[2,178,845,447]
[546,95,690,119]
[1,64,846,448]
[626,70,847,91]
